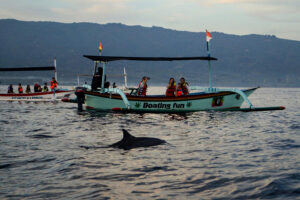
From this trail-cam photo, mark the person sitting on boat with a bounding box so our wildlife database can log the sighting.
[38,85,42,92]
[18,83,23,94]
[176,83,183,96]
[34,83,39,92]
[7,84,14,93]
[166,78,176,97]
[42,83,49,92]
[180,77,189,95]
[104,81,110,88]
[25,85,31,93]
[137,76,149,96]
[113,82,117,88]
[91,67,106,91]
[50,77,58,91]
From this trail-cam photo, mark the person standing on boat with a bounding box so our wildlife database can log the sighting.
[180,77,189,95]
[8,84,14,93]
[18,83,23,94]
[166,78,176,97]
[43,83,49,92]
[50,77,58,91]
[137,76,149,96]
[25,85,31,93]
[91,67,106,91]
[176,83,183,96]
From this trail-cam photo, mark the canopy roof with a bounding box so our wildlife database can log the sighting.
[0,66,55,72]
[84,55,217,62]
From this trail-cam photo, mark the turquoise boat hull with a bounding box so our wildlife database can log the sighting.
[83,87,257,113]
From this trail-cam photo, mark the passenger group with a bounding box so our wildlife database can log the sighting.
[136,76,189,97]
[7,77,58,94]
[165,77,189,97]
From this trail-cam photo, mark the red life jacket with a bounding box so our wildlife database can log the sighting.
[50,80,58,90]
[181,83,189,95]
[166,84,176,96]
[137,81,147,96]
[18,86,23,93]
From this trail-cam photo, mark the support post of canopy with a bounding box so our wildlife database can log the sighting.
[124,67,128,89]
[77,73,80,86]
[54,57,57,82]
[207,40,213,91]
[101,62,106,90]
[93,61,98,75]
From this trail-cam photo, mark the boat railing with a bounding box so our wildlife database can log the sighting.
[190,86,253,108]
[82,84,92,90]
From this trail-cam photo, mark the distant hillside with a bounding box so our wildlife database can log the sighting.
[0,19,299,87]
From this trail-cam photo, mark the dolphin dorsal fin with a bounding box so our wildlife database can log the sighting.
[122,129,135,140]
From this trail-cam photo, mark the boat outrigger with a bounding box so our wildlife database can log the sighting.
[0,58,73,101]
[75,55,285,113]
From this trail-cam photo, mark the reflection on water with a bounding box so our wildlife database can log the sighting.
[0,87,300,199]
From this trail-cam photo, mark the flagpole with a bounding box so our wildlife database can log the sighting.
[206,30,213,91]
[207,42,213,91]
[99,42,106,90]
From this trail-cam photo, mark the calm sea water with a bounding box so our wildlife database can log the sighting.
[0,87,300,199]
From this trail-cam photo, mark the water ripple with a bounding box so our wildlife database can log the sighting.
[0,87,299,199]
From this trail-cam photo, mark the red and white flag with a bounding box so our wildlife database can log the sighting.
[206,30,212,42]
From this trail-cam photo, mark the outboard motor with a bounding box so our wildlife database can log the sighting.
[75,87,86,111]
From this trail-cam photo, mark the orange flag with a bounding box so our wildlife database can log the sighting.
[206,30,212,42]
[99,42,103,53]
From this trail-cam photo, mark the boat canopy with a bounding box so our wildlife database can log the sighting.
[0,66,55,71]
[83,55,217,62]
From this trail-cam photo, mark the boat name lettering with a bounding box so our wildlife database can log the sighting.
[143,102,185,109]
[12,96,43,100]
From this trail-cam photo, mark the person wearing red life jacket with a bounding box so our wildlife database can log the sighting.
[18,83,23,94]
[180,77,189,95]
[137,76,149,96]
[176,83,183,97]
[50,77,58,91]
[166,78,176,97]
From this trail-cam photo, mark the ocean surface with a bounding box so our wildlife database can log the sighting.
[0,87,300,199]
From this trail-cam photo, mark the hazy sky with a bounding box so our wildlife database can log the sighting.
[1,0,300,40]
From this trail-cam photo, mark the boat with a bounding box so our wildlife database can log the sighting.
[0,58,73,101]
[0,90,72,101]
[74,55,284,113]
[75,32,285,113]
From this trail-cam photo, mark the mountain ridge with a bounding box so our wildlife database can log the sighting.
[0,19,299,87]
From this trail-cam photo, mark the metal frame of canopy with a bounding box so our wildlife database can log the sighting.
[83,55,217,91]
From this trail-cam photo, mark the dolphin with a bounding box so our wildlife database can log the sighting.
[110,129,166,150]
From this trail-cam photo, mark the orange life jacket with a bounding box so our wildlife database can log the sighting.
[50,80,58,89]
